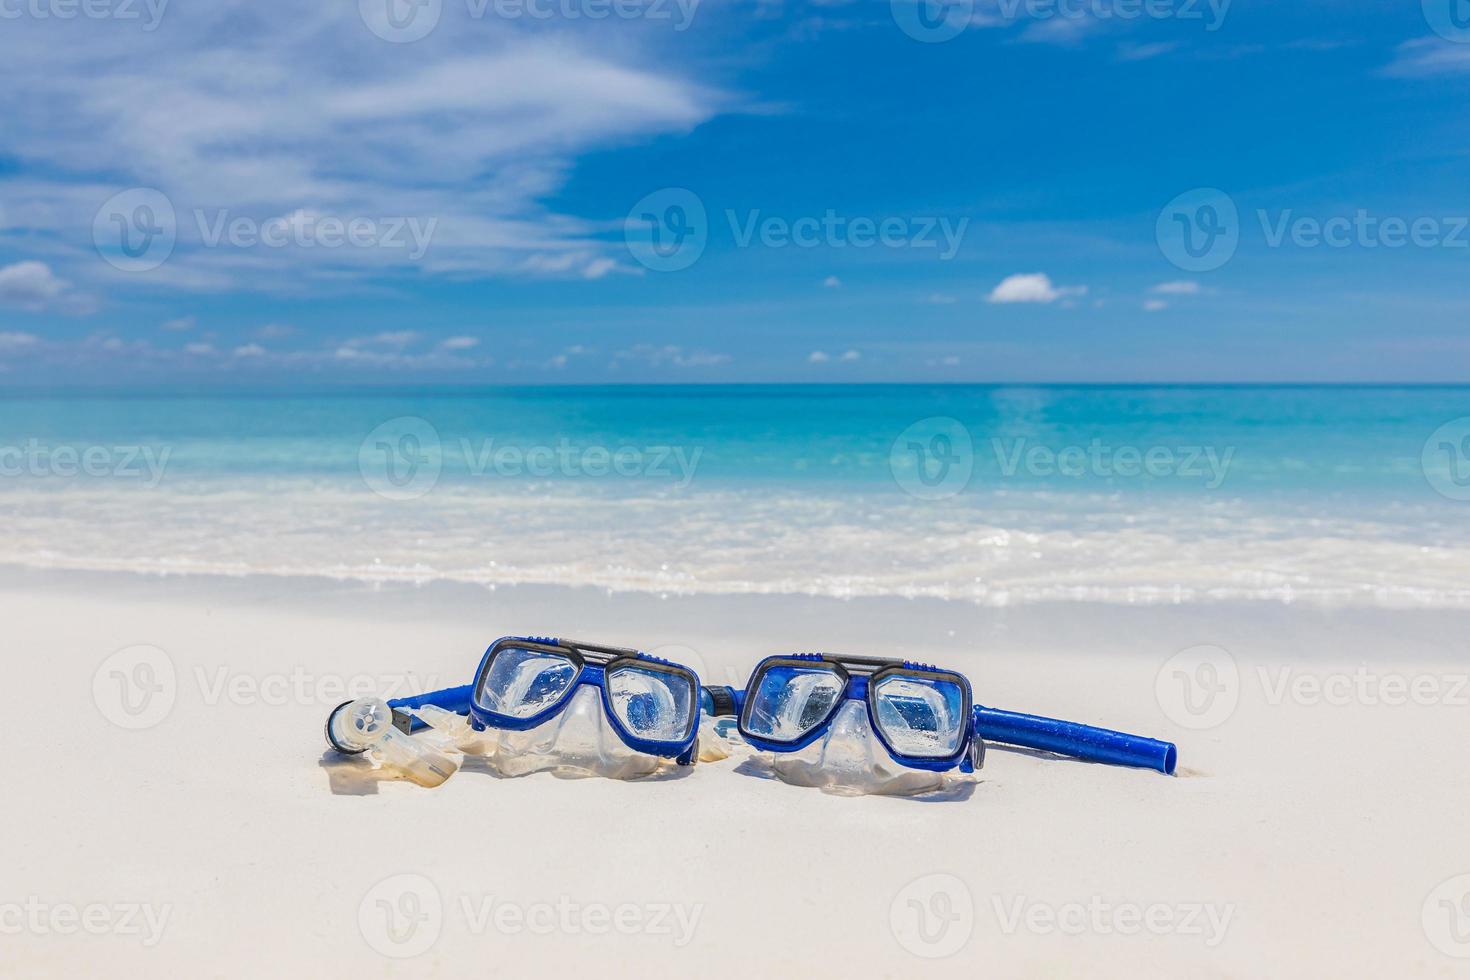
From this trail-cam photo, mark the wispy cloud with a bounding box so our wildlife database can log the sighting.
[612,344,730,369]
[1151,280,1200,295]
[1116,40,1183,62]
[1382,38,1470,78]
[0,5,725,300]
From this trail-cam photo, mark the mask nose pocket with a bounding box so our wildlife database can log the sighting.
[480,686,665,780]
[766,700,961,797]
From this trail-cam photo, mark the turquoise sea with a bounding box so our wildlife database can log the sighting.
[3,385,1468,605]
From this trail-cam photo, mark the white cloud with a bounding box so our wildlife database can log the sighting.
[161,316,197,332]
[233,344,267,358]
[822,275,841,288]
[0,10,723,292]
[840,349,860,362]
[440,336,479,351]
[987,273,1086,305]
[255,323,294,340]
[921,292,958,305]
[184,342,216,355]
[0,260,69,310]
[1143,299,1169,312]
[0,331,38,350]
[808,351,830,363]
[1151,280,1200,295]
[942,355,960,366]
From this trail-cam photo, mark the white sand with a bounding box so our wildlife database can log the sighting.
[5,567,1467,977]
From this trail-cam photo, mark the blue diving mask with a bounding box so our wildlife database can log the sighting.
[706,654,980,796]
[326,637,703,782]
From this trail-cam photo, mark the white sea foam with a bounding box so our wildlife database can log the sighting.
[2,478,1467,607]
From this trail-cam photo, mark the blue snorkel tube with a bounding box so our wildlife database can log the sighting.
[972,705,1177,775]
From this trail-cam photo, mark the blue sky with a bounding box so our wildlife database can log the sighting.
[1,0,1469,383]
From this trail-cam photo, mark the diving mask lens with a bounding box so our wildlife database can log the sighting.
[606,663,697,743]
[478,646,579,719]
[742,663,845,742]
[872,674,967,758]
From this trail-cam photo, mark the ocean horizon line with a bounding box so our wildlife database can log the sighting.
[5,380,1470,398]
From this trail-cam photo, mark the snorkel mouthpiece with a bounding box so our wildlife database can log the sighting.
[325,698,460,788]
